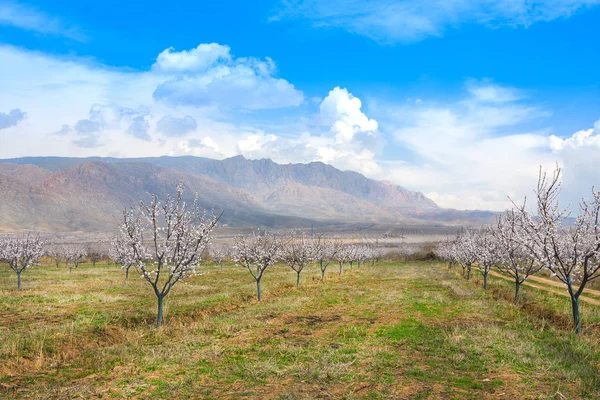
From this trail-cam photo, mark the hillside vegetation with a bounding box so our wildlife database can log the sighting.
[1,261,599,399]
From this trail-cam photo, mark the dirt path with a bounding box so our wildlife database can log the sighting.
[526,274,600,297]
[489,270,600,306]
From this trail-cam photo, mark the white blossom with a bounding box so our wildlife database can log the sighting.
[0,234,44,290]
[116,184,221,327]
[232,230,281,301]
[281,231,318,287]
[515,166,600,333]
[65,245,87,272]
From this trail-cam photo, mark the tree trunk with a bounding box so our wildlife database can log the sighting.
[256,279,262,301]
[17,272,21,291]
[514,280,521,304]
[339,262,343,275]
[466,265,471,280]
[296,271,301,288]
[125,268,129,281]
[321,268,326,282]
[566,280,582,334]
[483,271,488,290]
[570,294,581,334]
[350,261,353,270]
[156,295,164,328]
[358,260,361,268]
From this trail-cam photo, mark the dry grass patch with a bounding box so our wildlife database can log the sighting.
[0,261,599,399]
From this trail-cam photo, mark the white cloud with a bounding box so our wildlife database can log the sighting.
[0,1,85,40]
[547,119,600,206]
[319,86,378,143]
[2,43,600,212]
[236,132,278,154]
[153,43,232,73]
[0,43,304,156]
[153,55,304,110]
[0,108,26,129]
[178,136,224,159]
[549,120,600,151]
[156,115,198,137]
[52,124,72,136]
[232,87,384,177]
[274,0,600,43]
[466,80,523,103]
[66,104,150,148]
[127,116,151,141]
[189,136,220,152]
[374,83,600,210]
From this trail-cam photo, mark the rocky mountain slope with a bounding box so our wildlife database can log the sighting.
[0,156,489,233]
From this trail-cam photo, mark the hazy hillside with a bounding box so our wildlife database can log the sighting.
[0,161,313,232]
[139,156,438,212]
[0,156,493,233]
[0,155,436,207]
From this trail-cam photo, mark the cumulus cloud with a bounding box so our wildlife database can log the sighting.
[232,87,384,177]
[549,120,600,151]
[156,115,198,136]
[74,118,102,134]
[227,83,598,211]
[0,108,26,129]
[72,117,103,147]
[127,116,151,141]
[188,136,220,152]
[153,43,232,73]
[547,119,600,206]
[274,0,600,43]
[0,43,304,155]
[153,47,304,110]
[3,43,600,212]
[319,87,378,143]
[72,132,101,148]
[377,82,559,210]
[67,104,150,147]
[236,132,279,154]
[177,136,224,159]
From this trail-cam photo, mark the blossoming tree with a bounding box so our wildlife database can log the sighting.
[116,184,221,327]
[493,209,543,303]
[233,230,281,301]
[281,232,317,288]
[0,234,44,290]
[517,166,600,333]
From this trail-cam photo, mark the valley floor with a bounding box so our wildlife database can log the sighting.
[1,261,599,399]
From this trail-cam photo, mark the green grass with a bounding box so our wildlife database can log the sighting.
[0,260,599,399]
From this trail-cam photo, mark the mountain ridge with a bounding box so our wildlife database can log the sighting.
[0,155,436,208]
[0,155,493,233]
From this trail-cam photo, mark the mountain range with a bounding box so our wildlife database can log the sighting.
[0,155,492,233]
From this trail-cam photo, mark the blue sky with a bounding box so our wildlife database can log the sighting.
[1,0,599,210]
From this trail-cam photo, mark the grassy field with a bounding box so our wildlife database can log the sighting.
[1,260,599,399]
